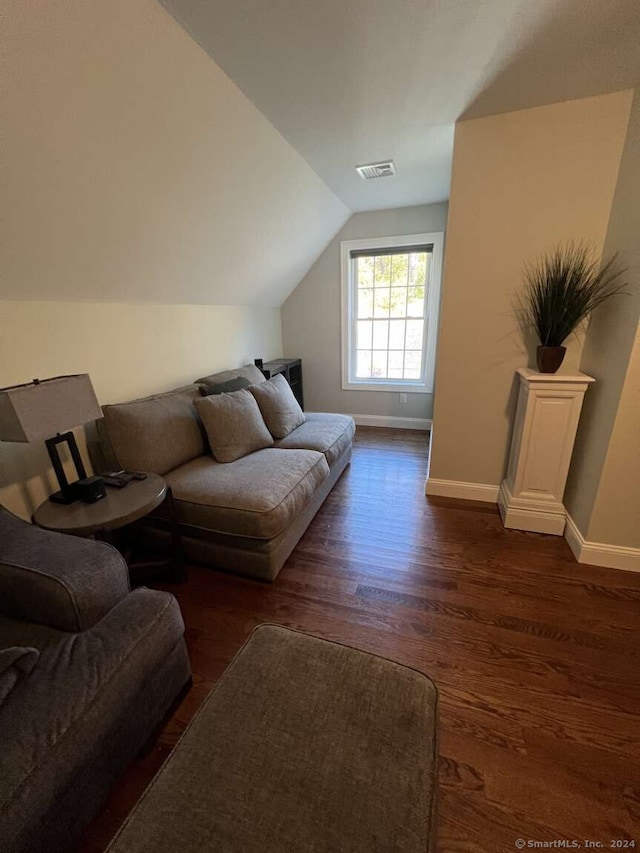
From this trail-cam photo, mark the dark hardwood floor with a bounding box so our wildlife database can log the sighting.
[80,427,640,852]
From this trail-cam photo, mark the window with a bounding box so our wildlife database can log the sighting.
[341,232,444,393]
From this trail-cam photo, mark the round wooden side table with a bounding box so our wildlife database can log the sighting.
[33,474,185,582]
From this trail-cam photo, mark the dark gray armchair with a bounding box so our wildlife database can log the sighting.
[0,507,191,853]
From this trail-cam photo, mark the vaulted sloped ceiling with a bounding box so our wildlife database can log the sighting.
[4,0,639,308]
[2,0,349,307]
[161,0,640,212]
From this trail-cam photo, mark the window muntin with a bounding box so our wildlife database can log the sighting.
[353,249,429,382]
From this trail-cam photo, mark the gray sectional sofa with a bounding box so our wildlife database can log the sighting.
[98,365,355,581]
[0,507,191,853]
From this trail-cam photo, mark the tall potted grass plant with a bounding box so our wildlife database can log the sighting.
[521,243,627,373]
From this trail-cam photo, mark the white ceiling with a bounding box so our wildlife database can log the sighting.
[160,0,640,211]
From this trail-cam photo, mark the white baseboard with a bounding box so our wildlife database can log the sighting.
[498,480,565,535]
[349,414,432,431]
[564,514,640,573]
[499,505,566,535]
[425,478,500,502]
[423,487,639,572]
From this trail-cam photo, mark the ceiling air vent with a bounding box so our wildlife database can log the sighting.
[355,160,396,180]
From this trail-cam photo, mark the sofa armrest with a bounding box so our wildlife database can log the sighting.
[0,508,130,632]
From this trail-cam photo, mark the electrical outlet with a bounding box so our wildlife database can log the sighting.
[399,393,407,404]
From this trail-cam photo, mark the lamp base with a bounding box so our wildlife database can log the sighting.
[48,476,107,505]
[76,476,107,503]
[49,489,77,505]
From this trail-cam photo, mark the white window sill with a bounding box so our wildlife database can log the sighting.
[342,379,431,394]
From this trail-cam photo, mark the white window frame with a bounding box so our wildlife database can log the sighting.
[340,231,444,393]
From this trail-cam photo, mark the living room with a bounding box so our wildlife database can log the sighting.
[1,0,639,851]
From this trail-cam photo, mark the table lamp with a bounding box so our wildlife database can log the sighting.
[0,374,106,504]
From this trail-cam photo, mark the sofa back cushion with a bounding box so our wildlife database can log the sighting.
[195,390,274,463]
[249,373,306,439]
[199,376,252,397]
[195,364,266,390]
[100,385,204,475]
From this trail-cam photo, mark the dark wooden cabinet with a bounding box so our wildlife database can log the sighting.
[256,358,304,410]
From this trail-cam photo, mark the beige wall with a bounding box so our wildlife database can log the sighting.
[564,90,640,548]
[282,204,448,420]
[2,0,349,308]
[0,301,281,519]
[587,329,640,547]
[429,91,633,488]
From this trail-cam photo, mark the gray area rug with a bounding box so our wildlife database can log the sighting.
[107,624,438,852]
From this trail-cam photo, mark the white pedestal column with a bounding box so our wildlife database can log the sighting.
[498,368,595,535]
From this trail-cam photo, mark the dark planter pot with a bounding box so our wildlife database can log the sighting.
[537,345,566,373]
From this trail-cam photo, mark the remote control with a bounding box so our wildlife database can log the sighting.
[101,471,147,487]
[102,475,128,488]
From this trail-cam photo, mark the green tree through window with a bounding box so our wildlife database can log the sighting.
[355,251,429,380]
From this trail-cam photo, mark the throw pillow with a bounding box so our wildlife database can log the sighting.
[0,646,40,704]
[195,389,274,463]
[249,373,305,439]
[199,377,252,397]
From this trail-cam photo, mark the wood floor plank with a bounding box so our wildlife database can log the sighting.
[78,426,640,852]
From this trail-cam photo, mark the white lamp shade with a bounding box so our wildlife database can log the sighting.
[0,374,103,442]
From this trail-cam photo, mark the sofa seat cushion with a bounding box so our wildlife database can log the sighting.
[165,449,330,540]
[100,386,204,475]
[0,647,39,704]
[0,617,69,655]
[275,413,356,467]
